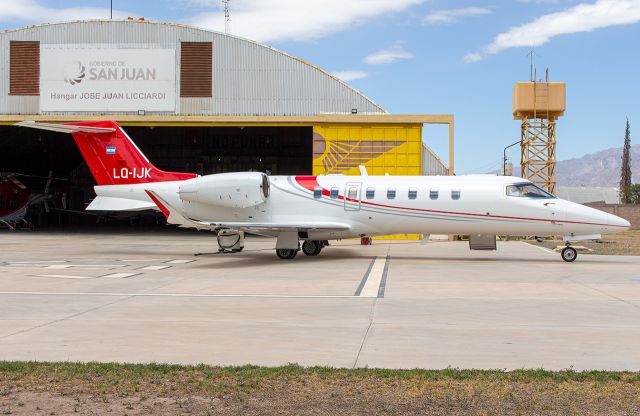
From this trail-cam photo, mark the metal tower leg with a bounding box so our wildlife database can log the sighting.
[520,118,557,195]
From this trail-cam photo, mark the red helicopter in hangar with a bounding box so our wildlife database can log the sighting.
[0,172,55,230]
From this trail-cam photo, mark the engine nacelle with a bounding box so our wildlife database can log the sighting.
[178,172,269,209]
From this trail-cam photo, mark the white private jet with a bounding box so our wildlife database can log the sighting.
[16,120,630,262]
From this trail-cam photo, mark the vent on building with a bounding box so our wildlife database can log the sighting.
[10,41,40,96]
[180,42,212,98]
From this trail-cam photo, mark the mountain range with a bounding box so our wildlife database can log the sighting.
[555,144,640,187]
[504,144,640,187]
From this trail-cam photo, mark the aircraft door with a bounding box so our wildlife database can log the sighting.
[344,182,361,211]
[542,200,566,226]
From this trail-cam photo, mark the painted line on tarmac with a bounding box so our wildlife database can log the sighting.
[0,291,361,299]
[44,264,124,270]
[121,259,170,262]
[34,272,141,279]
[34,274,100,279]
[354,258,376,296]
[357,257,387,298]
[137,265,172,271]
[378,256,390,298]
[102,272,142,279]
[165,259,194,264]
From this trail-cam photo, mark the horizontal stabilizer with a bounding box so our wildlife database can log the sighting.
[15,121,116,134]
[86,196,156,211]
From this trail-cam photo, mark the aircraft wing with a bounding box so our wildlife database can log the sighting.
[145,190,350,232]
[204,222,351,232]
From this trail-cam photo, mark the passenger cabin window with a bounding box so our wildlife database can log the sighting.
[347,187,358,200]
[408,188,417,200]
[330,187,339,199]
[366,187,375,199]
[506,183,554,198]
[429,188,439,200]
[451,189,461,200]
[387,187,396,199]
[313,187,322,199]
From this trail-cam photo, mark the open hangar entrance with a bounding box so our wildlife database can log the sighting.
[125,125,312,176]
[0,124,312,227]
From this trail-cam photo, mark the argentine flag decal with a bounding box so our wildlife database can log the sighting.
[106,146,116,155]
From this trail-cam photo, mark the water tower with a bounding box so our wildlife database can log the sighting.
[512,71,565,194]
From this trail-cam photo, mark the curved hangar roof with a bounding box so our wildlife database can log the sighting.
[0,20,385,116]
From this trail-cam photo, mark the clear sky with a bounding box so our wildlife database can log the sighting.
[1,0,638,173]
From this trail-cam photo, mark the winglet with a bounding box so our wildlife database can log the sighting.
[145,190,211,230]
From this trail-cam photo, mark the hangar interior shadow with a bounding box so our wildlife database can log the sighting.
[0,125,312,227]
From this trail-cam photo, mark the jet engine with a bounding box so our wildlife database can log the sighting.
[179,172,270,209]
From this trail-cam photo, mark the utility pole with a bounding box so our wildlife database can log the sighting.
[620,118,632,203]
[110,0,113,19]
[503,140,520,176]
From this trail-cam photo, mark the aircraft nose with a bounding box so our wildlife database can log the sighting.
[608,213,631,230]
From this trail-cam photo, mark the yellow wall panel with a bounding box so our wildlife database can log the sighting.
[408,154,420,166]
[312,123,423,240]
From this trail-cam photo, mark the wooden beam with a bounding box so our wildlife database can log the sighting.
[0,114,453,125]
[448,118,455,175]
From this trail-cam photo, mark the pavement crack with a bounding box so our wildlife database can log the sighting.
[561,274,640,312]
[0,295,134,341]
[353,298,377,369]
[352,245,390,368]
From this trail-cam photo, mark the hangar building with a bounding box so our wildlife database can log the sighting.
[0,19,452,227]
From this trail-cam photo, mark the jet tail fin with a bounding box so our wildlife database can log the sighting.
[15,120,197,186]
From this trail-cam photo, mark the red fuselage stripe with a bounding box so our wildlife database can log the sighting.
[292,176,622,228]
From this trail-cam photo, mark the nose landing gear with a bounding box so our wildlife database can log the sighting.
[561,243,577,262]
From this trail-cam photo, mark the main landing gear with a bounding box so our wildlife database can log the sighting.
[276,248,298,259]
[561,243,577,262]
[276,240,328,259]
[301,240,323,256]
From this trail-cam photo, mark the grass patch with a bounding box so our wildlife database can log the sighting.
[1,362,639,415]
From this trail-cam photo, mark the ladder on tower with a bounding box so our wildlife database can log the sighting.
[533,81,549,120]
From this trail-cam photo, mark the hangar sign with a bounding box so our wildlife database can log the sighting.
[40,47,176,112]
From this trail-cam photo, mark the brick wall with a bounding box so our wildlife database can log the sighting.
[585,203,640,230]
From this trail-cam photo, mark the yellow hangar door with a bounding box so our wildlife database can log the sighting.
[312,124,422,240]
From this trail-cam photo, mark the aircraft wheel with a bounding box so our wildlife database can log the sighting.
[302,240,322,256]
[561,246,577,262]
[276,249,298,259]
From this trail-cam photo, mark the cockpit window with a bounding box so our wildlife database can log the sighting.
[506,183,555,198]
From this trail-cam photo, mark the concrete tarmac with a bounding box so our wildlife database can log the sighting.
[1,231,639,370]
